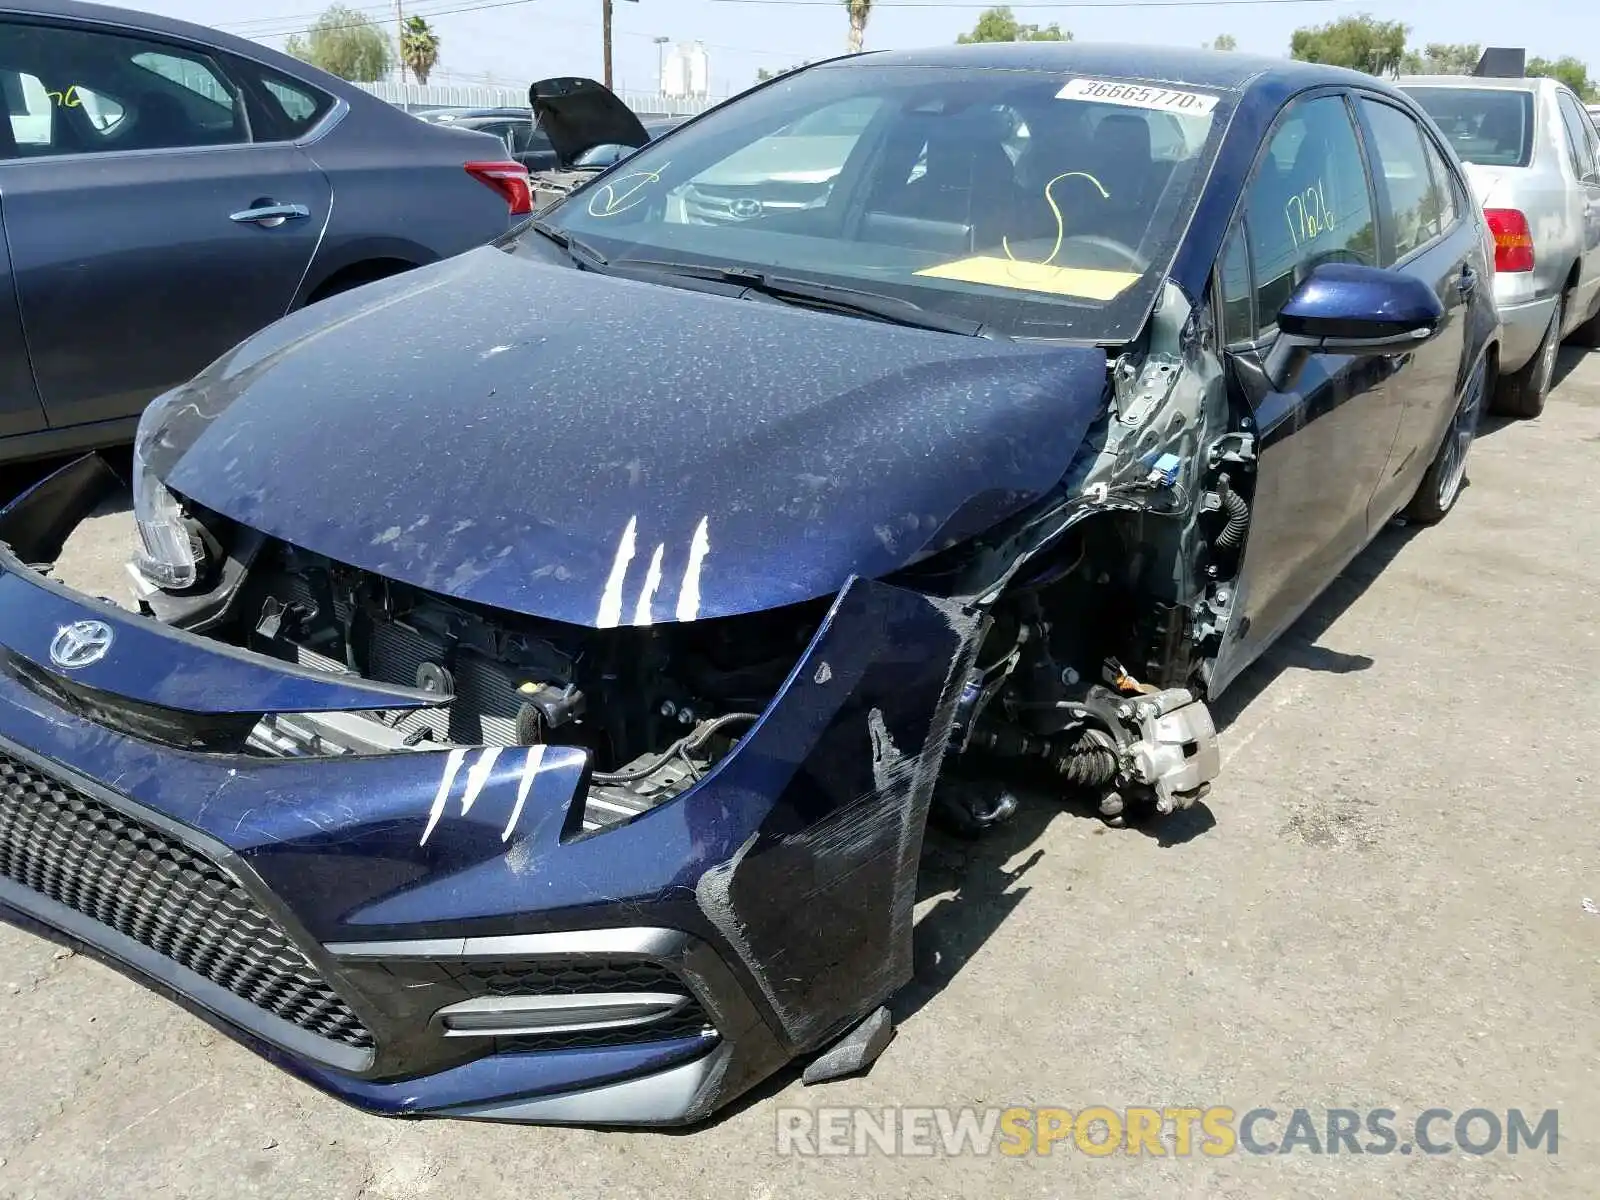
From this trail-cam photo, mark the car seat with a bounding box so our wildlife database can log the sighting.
[127,91,194,150]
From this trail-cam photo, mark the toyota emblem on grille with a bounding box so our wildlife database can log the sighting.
[49,620,114,669]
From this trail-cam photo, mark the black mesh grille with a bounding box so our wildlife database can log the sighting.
[0,749,374,1051]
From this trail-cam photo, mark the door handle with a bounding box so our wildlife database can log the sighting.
[229,203,310,227]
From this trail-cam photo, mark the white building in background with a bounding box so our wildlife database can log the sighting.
[660,41,710,99]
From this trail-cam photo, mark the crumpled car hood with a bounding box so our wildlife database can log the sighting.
[157,245,1107,627]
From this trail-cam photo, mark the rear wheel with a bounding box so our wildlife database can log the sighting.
[1404,354,1486,525]
[1491,293,1562,419]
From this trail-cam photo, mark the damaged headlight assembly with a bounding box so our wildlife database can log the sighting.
[131,390,205,591]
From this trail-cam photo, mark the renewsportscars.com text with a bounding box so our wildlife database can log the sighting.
[775,1106,1559,1158]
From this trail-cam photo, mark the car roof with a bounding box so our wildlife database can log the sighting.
[1394,74,1546,93]
[818,41,1384,95]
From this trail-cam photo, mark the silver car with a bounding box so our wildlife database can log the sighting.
[1399,75,1600,417]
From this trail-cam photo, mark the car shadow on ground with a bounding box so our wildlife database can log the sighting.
[1474,345,1591,441]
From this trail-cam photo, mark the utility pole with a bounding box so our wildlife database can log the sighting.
[395,0,406,84]
[602,0,613,89]
[654,35,669,94]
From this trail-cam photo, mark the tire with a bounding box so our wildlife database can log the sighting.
[1404,354,1487,525]
[1490,293,1561,419]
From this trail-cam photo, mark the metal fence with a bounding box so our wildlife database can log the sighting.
[351,80,720,117]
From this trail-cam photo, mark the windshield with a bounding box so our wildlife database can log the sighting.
[1402,86,1534,168]
[521,63,1232,341]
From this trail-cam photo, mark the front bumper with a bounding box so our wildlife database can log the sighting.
[0,461,983,1126]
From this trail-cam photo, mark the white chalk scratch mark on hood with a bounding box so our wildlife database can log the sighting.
[595,515,638,629]
[459,746,503,817]
[675,516,711,623]
[634,542,666,626]
[503,743,547,841]
[420,748,469,846]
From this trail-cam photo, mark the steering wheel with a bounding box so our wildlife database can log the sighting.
[1057,233,1147,272]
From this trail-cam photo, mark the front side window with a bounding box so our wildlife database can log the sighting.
[1401,86,1534,168]
[1360,99,1443,263]
[0,21,244,158]
[525,64,1234,341]
[1243,95,1377,327]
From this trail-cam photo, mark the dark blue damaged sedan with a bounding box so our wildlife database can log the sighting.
[0,42,1497,1126]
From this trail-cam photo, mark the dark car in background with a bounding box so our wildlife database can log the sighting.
[0,0,533,465]
[0,44,1498,1127]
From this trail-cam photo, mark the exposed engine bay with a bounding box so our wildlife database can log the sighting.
[122,284,1242,837]
[224,541,824,831]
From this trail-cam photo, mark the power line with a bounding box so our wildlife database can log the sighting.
[711,0,1352,7]
[230,0,540,42]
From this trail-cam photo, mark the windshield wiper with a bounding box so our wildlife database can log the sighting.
[524,219,610,271]
[608,258,997,338]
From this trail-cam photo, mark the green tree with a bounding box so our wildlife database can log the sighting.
[843,0,872,53]
[285,4,393,82]
[1527,55,1598,102]
[1398,42,1481,75]
[1206,34,1238,51]
[399,15,441,86]
[756,62,810,82]
[957,6,1071,43]
[1289,14,1408,77]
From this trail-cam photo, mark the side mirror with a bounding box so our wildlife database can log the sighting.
[1263,262,1445,391]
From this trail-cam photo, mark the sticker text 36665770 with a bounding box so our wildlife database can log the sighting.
[1055,78,1219,116]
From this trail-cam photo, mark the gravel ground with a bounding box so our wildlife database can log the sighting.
[0,349,1597,1199]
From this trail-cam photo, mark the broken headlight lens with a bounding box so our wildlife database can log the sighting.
[131,392,200,590]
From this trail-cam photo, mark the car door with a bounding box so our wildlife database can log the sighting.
[1554,89,1600,326]
[0,17,333,433]
[0,182,47,440]
[1209,91,1404,680]
[1353,94,1475,524]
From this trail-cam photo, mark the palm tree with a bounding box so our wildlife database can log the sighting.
[400,15,441,86]
[843,0,871,53]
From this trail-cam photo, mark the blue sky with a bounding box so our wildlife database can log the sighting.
[127,0,1599,99]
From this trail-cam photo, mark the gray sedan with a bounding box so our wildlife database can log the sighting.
[2,0,530,465]
[1401,74,1600,417]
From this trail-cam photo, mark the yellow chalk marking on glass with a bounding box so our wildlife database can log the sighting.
[1002,169,1110,266]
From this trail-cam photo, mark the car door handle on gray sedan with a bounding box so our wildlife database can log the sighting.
[229,203,312,227]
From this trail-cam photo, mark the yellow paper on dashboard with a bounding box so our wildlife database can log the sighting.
[914,255,1140,302]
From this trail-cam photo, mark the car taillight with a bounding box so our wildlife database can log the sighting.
[465,160,533,216]
[1484,208,1534,272]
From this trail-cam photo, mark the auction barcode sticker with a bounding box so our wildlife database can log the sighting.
[1055,78,1219,115]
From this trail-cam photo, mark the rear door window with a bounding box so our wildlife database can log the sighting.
[1419,134,1461,229]
[0,20,246,157]
[1556,91,1598,181]
[1359,98,1445,263]
[1402,86,1534,168]
[224,58,334,140]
